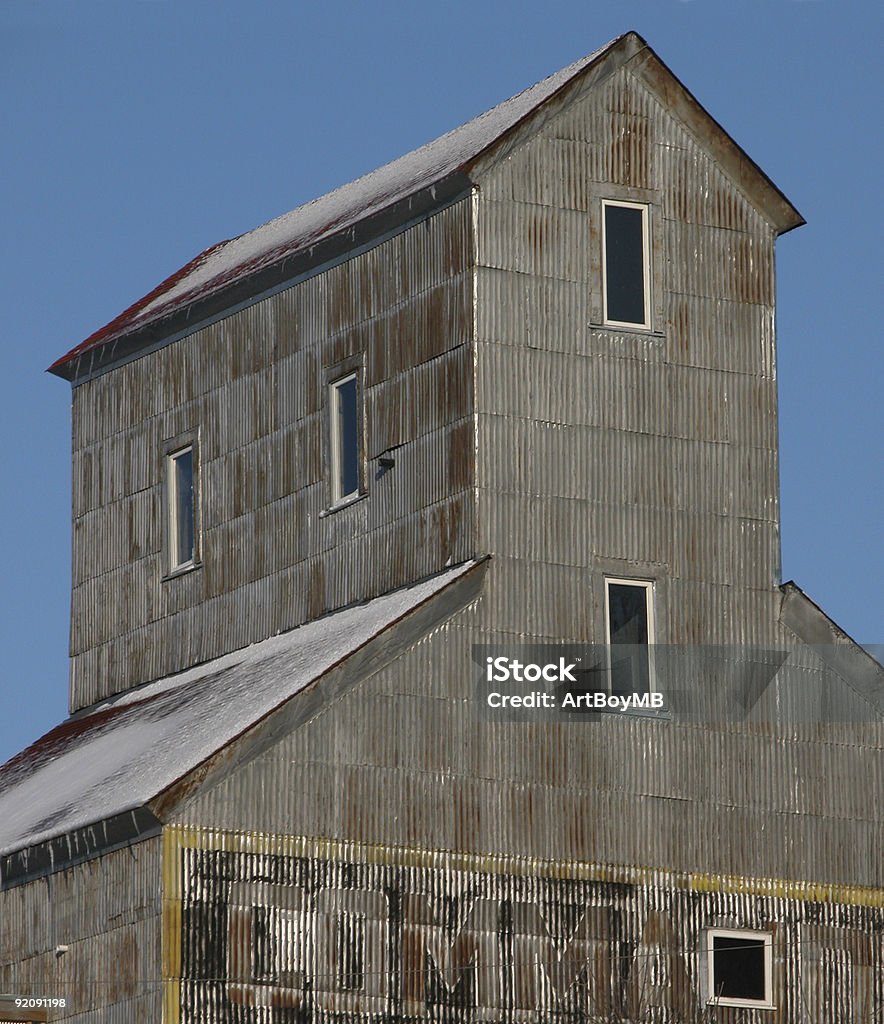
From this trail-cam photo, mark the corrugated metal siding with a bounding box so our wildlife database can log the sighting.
[42,53,881,1024]
[69,199,475,711]
[170,55,881,919]
[0,840,162,1022]
[162,825,884,1022]
[473,63,781,647]
[174,593,884,888]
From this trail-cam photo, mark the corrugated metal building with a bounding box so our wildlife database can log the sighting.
[1,31,882,1023]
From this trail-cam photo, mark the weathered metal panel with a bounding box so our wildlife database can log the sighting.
[170,581,884,891]
[667,292,776,376]
[0,840,162,1022]
[476,199,589,283]
[471,62,783,654]
[161,825,884,1023]
[475,268,588,355]
[68,198,475,710]
[41,47,882,1024]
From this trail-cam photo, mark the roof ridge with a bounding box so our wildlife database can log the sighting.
[49,35,626,377]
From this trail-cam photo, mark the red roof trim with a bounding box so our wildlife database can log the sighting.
[47,239,232,373]
[47,36,632,377]
[48,32,803,379]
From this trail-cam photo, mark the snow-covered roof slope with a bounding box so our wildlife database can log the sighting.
[49,35,624,377]
[49,30,803,382]
[0,561,479,858]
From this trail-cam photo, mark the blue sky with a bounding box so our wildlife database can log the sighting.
[1,1,881,764]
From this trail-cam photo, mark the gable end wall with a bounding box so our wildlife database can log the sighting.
[471,62,781,646]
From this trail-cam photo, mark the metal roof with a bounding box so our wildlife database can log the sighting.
[48,36,622,380]
[48,31,802,382]
[0,560,482,865]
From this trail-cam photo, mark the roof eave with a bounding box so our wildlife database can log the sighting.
[628,41,804,235]
[49,170,474,385]
[1,807,161,890]
[0,558,488,886]
[779,580,884,710]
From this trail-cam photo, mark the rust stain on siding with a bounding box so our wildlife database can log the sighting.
[67,200,474,709]
[162,826,884,1022]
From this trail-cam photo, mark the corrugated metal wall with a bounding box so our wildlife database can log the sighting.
[472,62,781,648]
[162,826,884,1023]
[166,58,883,1020]
[68,199,475,711]
[35,50,882,1024]
[0,840,162,1022]
[173,602,884,888]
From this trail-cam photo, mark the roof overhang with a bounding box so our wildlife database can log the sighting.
[49,173,472,385]
[48,31,803,386]
[0,558,487,888]
[779,581,884,713]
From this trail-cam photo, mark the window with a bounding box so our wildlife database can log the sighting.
[167,443,199,573]
[707,929,773,1009]
[605,577,654,693]
[329,372,362,505]
[602,200,650,328]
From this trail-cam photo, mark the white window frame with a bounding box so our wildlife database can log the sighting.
[329,371,361,506]
[706,928,774,1010]
[166,442,199,575]
[601,199,651,329]
[604,577,656,692]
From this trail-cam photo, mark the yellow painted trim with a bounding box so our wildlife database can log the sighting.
[163,824,884,910]
[686,870,884,908]
[162,827,182,1024]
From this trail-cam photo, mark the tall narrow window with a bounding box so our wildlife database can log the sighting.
[605,577,654,693]
[167,444,197,572]
[329,372,361,504]
[602,200,650,328]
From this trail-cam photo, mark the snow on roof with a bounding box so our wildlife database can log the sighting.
[49,36,623,374]
[0,561,478,857]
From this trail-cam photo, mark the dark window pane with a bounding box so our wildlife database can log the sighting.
[608,583,649,645]
[605,204,646,325]
[713,935,766,1001]
[608,582,650,693]
[336,377,359,499]
[173,449,195,566]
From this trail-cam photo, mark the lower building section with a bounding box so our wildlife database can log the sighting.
[164,826,883,1023]
[0,839,162,1024]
